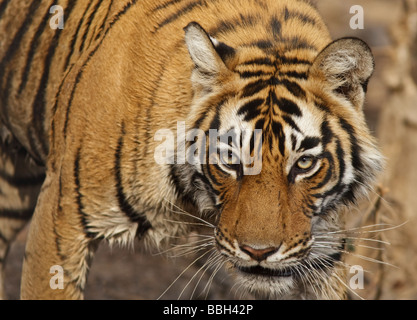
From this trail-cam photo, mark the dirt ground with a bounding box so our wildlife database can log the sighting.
[4,0,406,300]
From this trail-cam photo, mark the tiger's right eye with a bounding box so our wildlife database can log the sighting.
[218,149,242,178]
[296,156,315,170]
[295,156,317,172]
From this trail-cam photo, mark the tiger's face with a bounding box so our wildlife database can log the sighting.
[171,22,382,298]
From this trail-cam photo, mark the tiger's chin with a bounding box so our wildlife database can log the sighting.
[228,260,340,300]
[232,266,299,299]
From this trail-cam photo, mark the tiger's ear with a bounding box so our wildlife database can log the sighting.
[184,22,235,93]
[309,38,374,109]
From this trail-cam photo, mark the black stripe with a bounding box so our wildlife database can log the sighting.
[108,0,138,25]
[193,99,226,129]
[249,119,264,156]
[50,63,75,165]
[314,100,331,113]
[280,79,306,99]
[79,0,102,53]
[0,171,45,187]
[0,1,41,83]
[210,13,259,36]
[283,36,317,51]
[237,98,264,121]
[210,18,236,35]
[311,151,334,191]
[0,71,13,128]
[209,100,224,130]
[115,124,152,238]
[282,115,301,133]
[275,121,286,156]
[320,119,333,146]
[63,0,140,139]
[216,236,235,256]
[152,0,184,12]
[31,1,77,159]
[270,16,282,40]
[193,110,209,129]
[283,7,318,26]
[63,1,95,72]
[214,40,236,62]
[238,70,270,78]
[95,0,114,40]
[204,162,222,187]
[154,0,204,32]
[196,171,219,207]
[279,55,312,66]
[0,0,11,21]
[276,97,302,117]
[63,65,85,136]
[271,120,281,139]
[338,118,363,171]
[291,134,297,151]
[74,147,96,239]
[53,176,65,260]
[246,40,274,51]
[335,139,346,183]
[240,79,268,98]
[169,165,185,199]
[0,230,7,244]
[0,208,34,219]
[314,140,347,199]
[297,136,320,152]
[53,63,73,117]
[239,57,274,67]
[25,127,45,165]
[254,118,265,131]
[342,180,361,205]
[169,165,198,207]
[281,71,307,80]
[18,0,54,95]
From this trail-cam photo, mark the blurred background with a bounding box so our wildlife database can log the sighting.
[5,0,417,300]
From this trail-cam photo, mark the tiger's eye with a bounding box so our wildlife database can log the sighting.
[296,156,314,170]
[220,149,234,166]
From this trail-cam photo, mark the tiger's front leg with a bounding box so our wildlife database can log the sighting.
[21,172,98,300]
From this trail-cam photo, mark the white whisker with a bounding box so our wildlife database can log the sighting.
[203,257,227,299]
[314,240,385,251]
[316,235,390,245]
[163,198,216,228]
[311,245,397,268]
[177,248,217,300]
[316,223,398,236]
[157,249,213,300]
[190,253,223,300]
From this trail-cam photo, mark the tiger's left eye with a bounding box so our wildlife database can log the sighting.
[296,156,315,171]
[220,149,241,171]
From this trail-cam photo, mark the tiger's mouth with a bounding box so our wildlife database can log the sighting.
[235,252,342,279]
[237,265,294,277]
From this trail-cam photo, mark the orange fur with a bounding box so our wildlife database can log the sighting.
[0,0,382,299]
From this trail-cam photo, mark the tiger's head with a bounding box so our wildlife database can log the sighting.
[170,22,383,299]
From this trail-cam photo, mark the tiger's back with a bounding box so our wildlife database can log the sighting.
[0,0,382,299]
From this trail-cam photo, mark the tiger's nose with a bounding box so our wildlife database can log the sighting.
[240,245,279,261]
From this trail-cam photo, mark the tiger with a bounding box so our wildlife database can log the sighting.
[0,0,383,300]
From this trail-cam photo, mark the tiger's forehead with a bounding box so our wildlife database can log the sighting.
[218,87,324,160]
[224,78,322,131]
